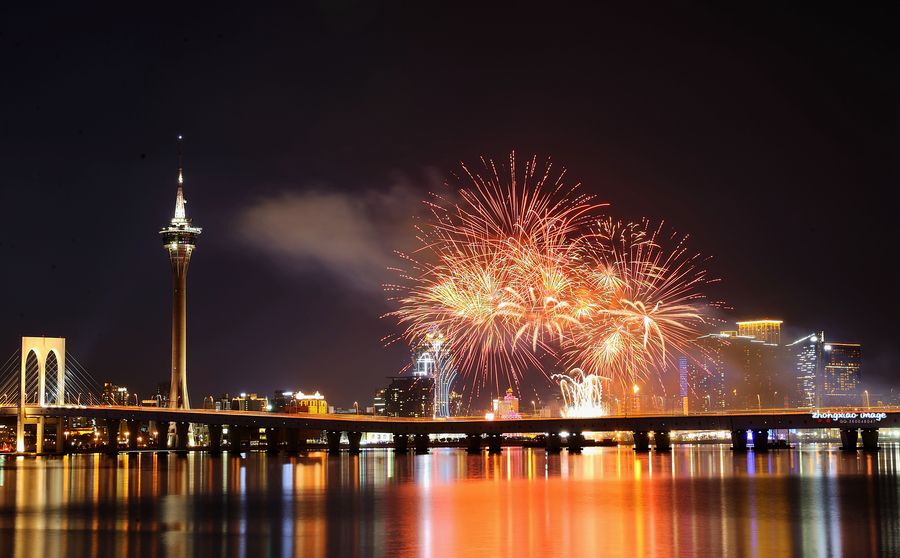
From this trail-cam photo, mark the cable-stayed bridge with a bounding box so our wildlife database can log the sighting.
[0,346,106,406]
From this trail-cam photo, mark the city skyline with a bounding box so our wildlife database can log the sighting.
[0,4,893,406]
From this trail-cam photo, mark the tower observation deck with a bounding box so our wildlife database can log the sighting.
[160,138,201,410]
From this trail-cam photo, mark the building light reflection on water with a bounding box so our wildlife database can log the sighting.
[0,446,897,556]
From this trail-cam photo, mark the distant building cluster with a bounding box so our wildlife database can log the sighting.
[685,320,865,411]
[197,390,330,414]
[97,381,334,416]
[375,340,464,418]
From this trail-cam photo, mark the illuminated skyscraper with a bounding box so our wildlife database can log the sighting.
[689,334,729,410]
[160,139,201,410]
[785,333,824,407]
[411,330,456,418]
[384,375,434,418]
[822,342,861,407]
[373,389,386,415]
[737,320,782,344]
[785,333,861,408]
[691,332,783,410]
[678,356,689,412]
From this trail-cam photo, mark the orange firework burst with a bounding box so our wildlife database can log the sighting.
[562,218,707,392]
[389,153,709,397]
[391,153,602,390]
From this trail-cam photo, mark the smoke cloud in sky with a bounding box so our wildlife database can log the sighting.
[235,177,437,293]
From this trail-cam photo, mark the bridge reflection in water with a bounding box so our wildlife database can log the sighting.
[0,446,896,557]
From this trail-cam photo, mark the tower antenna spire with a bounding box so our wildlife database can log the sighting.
[174,136,186,220]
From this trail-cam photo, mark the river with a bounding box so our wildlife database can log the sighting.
[0,444,897,557]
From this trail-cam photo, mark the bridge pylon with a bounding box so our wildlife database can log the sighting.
[17,337,65,453]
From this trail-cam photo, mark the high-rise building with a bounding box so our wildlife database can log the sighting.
[689,334,729,410]
[101,383,129,406]
[735,337,783,410]
[385,376,434,418]
[737,320,782,345]
[690,333,783,410]
[784,333,861,408]
[785,333,824,407]
[412,330,456,418]
[160,139,201,411]
[822,343,861,407]
[679,356,689,412]
[373,389,386,416]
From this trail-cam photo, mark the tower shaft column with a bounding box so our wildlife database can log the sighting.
[169,269,190,410]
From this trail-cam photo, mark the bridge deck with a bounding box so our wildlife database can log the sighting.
[2,405,895,434]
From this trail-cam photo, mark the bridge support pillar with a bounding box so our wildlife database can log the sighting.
[632,431,651,452]
[55,417,65,454]
[347,432,362,454]
[228,426,244,453]
[751,429,769,451]
[326,431,342,455]
[393,434,409,454]
[654,431,671,452]
[157,422,170,451]
[546,432,562,453]
[208,424,223,453]
[466,434,481,454]
[486,433,502,454]
[414,434,430,454]
[285,429,302,452]
[105,419,121,455]
[16,406,24,453]
[127,420,140,451]
[861,428,879,452]
[840,428,859,452]
[265,428,280,453]
[175,422,190,452]
[36,418,45,454]
[731,430,748,451]
[567,432,584,453]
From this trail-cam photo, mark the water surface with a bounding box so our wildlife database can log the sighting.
[0,445,897,557]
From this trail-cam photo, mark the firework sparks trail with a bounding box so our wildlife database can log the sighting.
[552,368,611,418]
[388,153,710,402]
[562,218,708,395]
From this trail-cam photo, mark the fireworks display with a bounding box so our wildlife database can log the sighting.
[552,368,610,418]
[562,218,709,391]
[389,153,709,410]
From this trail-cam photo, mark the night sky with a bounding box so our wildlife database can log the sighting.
[1,3,895,408]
